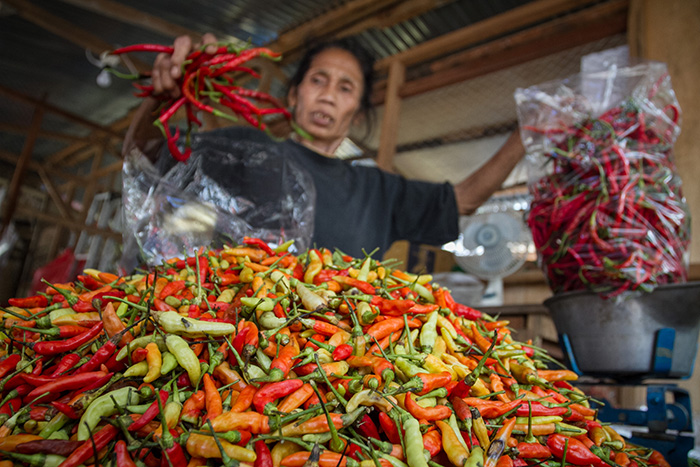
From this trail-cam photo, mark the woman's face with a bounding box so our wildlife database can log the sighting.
[288,48,364,155]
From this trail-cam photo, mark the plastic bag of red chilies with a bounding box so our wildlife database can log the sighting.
[514,61,690,298]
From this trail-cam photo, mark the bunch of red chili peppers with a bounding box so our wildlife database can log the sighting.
[0,238,670,466]
[109,43,296,162]
[523,72,689,297]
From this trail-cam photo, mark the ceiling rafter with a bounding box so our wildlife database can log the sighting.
[0,122,92,144]
[400,1,628,99]
[373,0,603,71]
[2,0,149,72]
[0,83,121,138]
[371,0,628,105]
[55,0,202,40]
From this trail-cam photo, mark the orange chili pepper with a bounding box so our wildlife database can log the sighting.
[210,411,270,434]
[230,384,257,413]
[202,373,223,421]
[404,392,452,421]
[277,383,314,413]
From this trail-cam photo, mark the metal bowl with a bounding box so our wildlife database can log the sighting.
[544,282,700,380]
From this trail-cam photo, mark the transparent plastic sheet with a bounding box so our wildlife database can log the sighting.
[119,135,315,274]
[0,223,18,271]
[514,61,690,298]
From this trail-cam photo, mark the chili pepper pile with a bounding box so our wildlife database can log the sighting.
[522,71,689,297]
[109,43,298,162]
[0,238,671,466]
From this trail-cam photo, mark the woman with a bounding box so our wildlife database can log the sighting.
[123,34,525,257]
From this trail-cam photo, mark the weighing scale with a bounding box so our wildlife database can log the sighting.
[544,283,700,466]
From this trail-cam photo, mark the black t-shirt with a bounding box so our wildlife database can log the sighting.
[157,127,459,256]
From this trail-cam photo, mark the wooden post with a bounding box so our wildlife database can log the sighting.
[376,59,405,172]
[2,103,44,235]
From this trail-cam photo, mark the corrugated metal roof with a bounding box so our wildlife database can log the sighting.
[0,0,536,136]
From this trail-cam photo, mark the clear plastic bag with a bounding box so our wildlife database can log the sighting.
[119,134,315,273]
[0,222,18,271]
[514,61,690,298]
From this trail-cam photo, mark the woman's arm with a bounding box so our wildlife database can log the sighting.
[122,34,218,161]
[453,130,525,215]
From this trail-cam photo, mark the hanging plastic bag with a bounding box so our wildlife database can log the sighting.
[515,60,690,298]
[120,131,315,273]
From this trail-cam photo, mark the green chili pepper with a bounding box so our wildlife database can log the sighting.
[160,351,179,375]
[404,417,429,467]
[166,334,201,385]
[77,386,139,440]
[419,311,439,353]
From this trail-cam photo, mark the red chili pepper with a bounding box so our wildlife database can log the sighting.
[60,424,119,467]
[15,324,89,339]
[331,344,353,361]
[0,397,22,416]
[50,400,81,419]
[31,321,104,356]
[356,414,381,440]
[378,411,401,444]
[77,274,104,291]
[546,434,608,467]
[370,296,416,316]
[25,371,109,402]
[0,354,21,379]
[516,442,552,459]
[81,372,115,392]
[515,402,568,417]
[8,295,48,308]
[254,440,273,467]
[50,353,82,377]
[115,439,138,467]
[243,236,275,256]
[128,390,169,432]
[333,276,375,294]
[253,379,304,413]
[30,406,50,421]
[110,44,176,55]
[161,428,188,467]
[71,300,96,313]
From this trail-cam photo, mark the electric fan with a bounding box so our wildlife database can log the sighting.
[443,207,532,306]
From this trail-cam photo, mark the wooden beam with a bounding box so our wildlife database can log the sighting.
[370,1,628,104]
[376,60,405,172]
[43,108,132,167]
[0,149,96,184]
[43,141,93,167]
[270,0,402,57]
[397,5,628,99]
[3,103,44,234]
[1,0,148,72]
[374,0,601,71]
[337,0,456,39]
[0,84,121,138]
[55,0,201,40]
[429,0,628,73]
[64,146,99,168]
[15,206,120,239]
[92,160,123,180]
[37,166,75,221]
[0,122,91,144]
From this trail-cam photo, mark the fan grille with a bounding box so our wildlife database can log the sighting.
[452,212,531,280]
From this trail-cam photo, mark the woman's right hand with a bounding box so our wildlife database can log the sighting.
[151,33,218,98]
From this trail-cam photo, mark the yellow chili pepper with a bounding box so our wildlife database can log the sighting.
[143,342,163,383]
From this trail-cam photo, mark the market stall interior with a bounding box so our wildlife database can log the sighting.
[1,0,700,465]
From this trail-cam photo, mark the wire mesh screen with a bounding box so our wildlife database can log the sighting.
[361,34,629,186]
